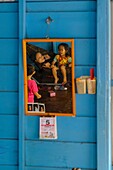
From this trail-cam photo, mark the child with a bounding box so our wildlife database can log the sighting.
[27,64,41,103]
[51,43,72,84]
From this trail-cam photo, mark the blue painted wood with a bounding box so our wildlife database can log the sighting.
[76,94,96,117]
[0,13,18,38]
[97,0,111,170]
[75,66,97,77]
[26,12,96,38]
[0,39,18,64]
[0,66,18,91]
[25,168,72,170]
[0,38,96,65]
[0,166,17,170]
[26,141,96,169]
[27,1,96,12]
[0,140,17,165]
[0,1,96,170]
[25,167,96,170]
[0,3,18,12]
[75,39,96,65]
[0,115,17,139]
[18,0,26,169]
[27,0,96,2]
[25,117,96,142]
[0,92,18,114]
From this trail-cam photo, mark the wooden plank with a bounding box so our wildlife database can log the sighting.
[26,12,96,38]
[97,0,111,170]
[25,167,96,170]
[0,92,18,114]
[25,117,96,142]
[26,167,72,170]
[0,39,18,64]
[0,166,17,170]
[76,94,96,117]
[27,0,96,2]
[0,38,95,65]
[0,39,96,65]
[0,13,18,38]
[75,66,97,77]
[75,39,96,65]
[18,0,26,169]
[27,1,96,12]
[0,115,18,139]
[0,66,18,91]
[0,3,18,12]
[26,141,96,169]
[0,140,17,165]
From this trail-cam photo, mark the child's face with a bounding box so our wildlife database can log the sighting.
[58,45,66,56]
[35,52,45,63]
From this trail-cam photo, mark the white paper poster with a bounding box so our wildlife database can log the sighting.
[39,117,57,139]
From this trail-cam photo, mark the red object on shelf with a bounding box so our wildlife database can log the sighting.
[90,68,94,80]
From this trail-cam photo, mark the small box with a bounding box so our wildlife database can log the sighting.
[87,78,96,94]
[48,90,56,97]
[76,78,86,94]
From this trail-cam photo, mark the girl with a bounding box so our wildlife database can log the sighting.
[51,43,72,84]
[27,64,41,103]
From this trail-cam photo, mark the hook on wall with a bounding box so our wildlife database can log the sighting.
[45,16,54,25]
[45,16,54,38]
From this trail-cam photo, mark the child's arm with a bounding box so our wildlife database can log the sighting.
[68,57,72,67]
[42,62,51,68]
[51,60,56,68]
[51,55,58,68]
[34,92,41,99]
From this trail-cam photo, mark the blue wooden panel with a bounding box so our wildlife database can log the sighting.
[75,66,97,77]
[0,39,96,65]
[97,0,111,170]
[0,140,17,165]
[27,1,96,12]
[0,166,17,170]
[26,141,96,169]
[0,66,18,91]
[25,167,96,170]
[0,92,18,114]
[0,13,18,38]
[0,3,18,12]
[0,115,18,139]
[26,168,72,170]
[0,39,18,64]
[25,116,96,142]
[27,0,96,2]
[75,39,96,65]
[27,12,96,38]
[76,94,96,117]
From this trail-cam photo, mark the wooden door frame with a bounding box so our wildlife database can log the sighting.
[97,0,112,169]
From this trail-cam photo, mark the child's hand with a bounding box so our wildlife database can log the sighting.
[51,64,55,68]
[68,63,72,67]
[51,65,59,70]
[37,94,41,99]
[43,54,50,60]
[34,92,42,99]
[43,62,51,68]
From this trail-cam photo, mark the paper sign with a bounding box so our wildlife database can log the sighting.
[39,117,57,139]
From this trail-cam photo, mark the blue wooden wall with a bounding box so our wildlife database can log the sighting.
[0,0,97,170]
